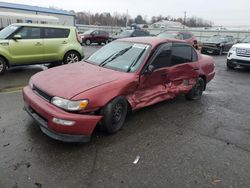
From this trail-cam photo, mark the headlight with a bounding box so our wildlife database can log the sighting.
[51,97,88,111]
[29,79,34,89]
[230,47,236,52]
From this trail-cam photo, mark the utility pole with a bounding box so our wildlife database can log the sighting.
[126,9,128,28]
[184,11,187,28]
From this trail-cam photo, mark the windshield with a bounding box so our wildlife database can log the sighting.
[0,25,20,39]
[86,41,150,72]
[241,36,250,43]
[207,36,225,43]
[157,32,182,39]
[118,30,133,37]
[83,30,94,35]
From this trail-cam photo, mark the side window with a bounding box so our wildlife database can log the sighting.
[182,33,192,39]
[44,28,70,38]
[16,27,41,39]
[192,48,198,62]
[92,30,99,35]
[151,45,171,69]
[171,44,192,66]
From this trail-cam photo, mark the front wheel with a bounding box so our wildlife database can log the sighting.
[63,51,81,64]
[227,61,236,70]
[101,97,128,134]
[186,78,205,100]
[218,47,223,55]
[0,57,7,75]
[85,39,91,45]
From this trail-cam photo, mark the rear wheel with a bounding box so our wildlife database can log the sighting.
[101,96,128,134]
[85,39,91,45]
[0,57,7,75]
[186,77,205,100]
[63,51,81,64]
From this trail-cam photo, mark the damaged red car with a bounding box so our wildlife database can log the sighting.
[23,37,215,142]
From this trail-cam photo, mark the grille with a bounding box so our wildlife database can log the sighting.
[236,48,250,57]
[33,85,52,102]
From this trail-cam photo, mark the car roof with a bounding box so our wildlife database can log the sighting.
[118,37,185,48]
[10,23,75,29]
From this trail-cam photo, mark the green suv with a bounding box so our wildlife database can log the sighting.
[0,24,84,75]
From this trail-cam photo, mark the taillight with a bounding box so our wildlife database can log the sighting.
[76,30,82,44]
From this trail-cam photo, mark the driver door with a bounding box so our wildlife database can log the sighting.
[132,43,173,109]
[9,26,44,64]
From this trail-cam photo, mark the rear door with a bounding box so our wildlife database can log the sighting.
[165,43,199,93]
[43,27,70,62]
[9,26,44,64]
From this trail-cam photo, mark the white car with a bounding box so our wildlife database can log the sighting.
[227,36,250,69]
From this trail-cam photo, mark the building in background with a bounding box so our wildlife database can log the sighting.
[150,20,185,29]
[0,2,75,29]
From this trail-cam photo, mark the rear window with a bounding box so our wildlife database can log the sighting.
[44,28,70,38]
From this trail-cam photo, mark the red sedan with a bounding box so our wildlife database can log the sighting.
[23,37,215,142]
[157,31,198,49]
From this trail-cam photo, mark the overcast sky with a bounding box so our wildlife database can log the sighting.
[2,0,250,26]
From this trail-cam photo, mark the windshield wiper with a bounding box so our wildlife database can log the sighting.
[127,47,147,72]
[99,46,133,67]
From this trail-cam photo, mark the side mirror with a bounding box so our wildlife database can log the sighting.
[144,65,155,74]
[13,35,22,40]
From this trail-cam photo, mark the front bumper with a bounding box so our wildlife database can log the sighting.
[23,86,102,143]
[201,46,220,54]
[227,51,250,67]
[227,59,250,67]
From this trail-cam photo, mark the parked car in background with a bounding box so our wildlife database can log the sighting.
[23,37,215,142]
[80,30,109,45]
[227,35,250,69]
[201,35,235,55]
[110,29,150,41]
[157,31,198,49]
[0,24,84,75]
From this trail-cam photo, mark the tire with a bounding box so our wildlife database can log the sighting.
[98,42,102,45]
[85,39,91,45]
[101,96,128,134]
[218,47,223,55]
[63,51,81,64]
[0,57,7,75]
[105,40,109,45]
[200,49,206,54]
[227,61,236,70]
[186,77,205,100]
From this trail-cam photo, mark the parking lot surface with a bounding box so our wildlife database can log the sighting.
[0,47,250,188]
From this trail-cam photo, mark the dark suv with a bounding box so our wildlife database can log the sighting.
[201,35,235,55]
[80,30,109,45]
[110,29,150,41]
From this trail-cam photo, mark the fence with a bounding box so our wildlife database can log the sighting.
[76,24,250,43]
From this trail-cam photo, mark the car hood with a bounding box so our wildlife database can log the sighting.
[80,34,91,38]
[203,42,221,45]
[233,43,250,49]
[31,62,127,99]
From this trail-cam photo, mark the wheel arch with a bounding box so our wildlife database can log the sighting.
[0,55,9,67]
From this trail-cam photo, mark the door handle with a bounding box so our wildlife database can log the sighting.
[35,42,42,46]
[161,72,168,78]
[62,41,68,44]
[193,67,199,71]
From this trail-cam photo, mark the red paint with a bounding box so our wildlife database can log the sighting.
[23,37,215,138]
